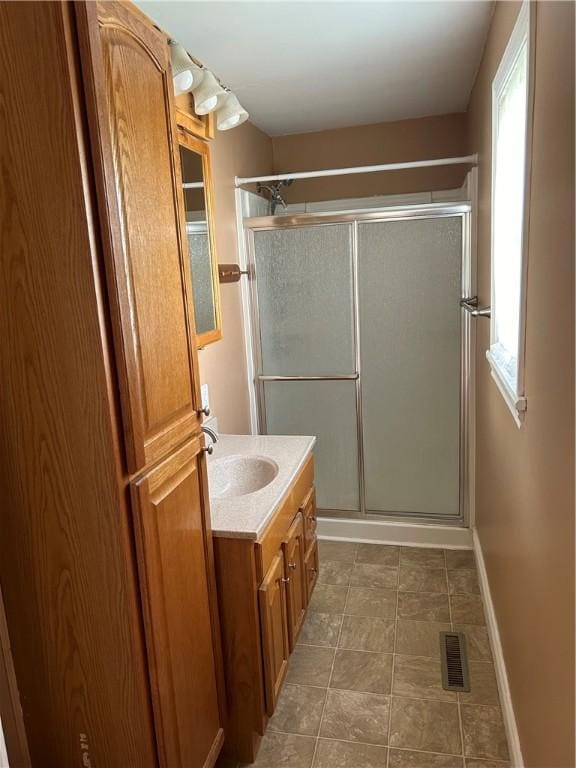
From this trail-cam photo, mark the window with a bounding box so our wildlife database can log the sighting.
[487,1,533,426]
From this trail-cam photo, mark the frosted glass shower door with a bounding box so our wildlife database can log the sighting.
[253,224,360,513]
[254,225,356,375]
[358,217,463,518]
[263,380,359,511]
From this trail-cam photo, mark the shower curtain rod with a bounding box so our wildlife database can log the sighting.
[235,154,478,186]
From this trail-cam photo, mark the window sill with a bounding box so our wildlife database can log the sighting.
[485,350,527,428]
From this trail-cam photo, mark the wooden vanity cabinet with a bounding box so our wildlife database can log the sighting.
[214,455,319,764]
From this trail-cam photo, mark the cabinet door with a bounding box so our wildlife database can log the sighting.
[305,541,319,603]
[77,1,201,473]
[258,552,290,716]
[131,437,224,768]
[300,487,317,555]
[283,513,307,650]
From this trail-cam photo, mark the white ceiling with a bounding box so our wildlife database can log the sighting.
[139,1,493,136]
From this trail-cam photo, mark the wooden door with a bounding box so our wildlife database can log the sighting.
[131,437,224,768]
[300,487,317,555]
[283,514,307,649]
[305,541,320,603]
[76,1,201,473]
[258,552,290,716]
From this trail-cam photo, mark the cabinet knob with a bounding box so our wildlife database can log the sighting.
[288,562,297,570]
[281,576,290,584]
[196,406,211,417]
[310,568,318,574]
[202,444,214,456]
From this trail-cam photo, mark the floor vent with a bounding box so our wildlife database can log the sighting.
[440,631,470,691]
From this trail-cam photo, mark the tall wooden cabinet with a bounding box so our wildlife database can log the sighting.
[0,2,224,767]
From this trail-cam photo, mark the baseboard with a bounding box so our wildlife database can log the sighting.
[317,517,473,549]
[473,528,524,767]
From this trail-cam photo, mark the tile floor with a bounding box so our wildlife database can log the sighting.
[217,543,510,768]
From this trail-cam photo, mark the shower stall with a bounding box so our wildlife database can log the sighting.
[242,202,473,526]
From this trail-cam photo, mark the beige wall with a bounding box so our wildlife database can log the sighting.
[468,2,575,766]
[198,121,272,433]
[272,113,470,203]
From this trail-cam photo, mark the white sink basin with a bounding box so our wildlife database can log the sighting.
[208,454,279,499]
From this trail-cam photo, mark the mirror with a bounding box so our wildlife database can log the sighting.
[178,130,222,346]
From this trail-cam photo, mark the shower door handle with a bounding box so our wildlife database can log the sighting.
[460,297,491,318]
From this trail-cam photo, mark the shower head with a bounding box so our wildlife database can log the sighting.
[257,179,294,215]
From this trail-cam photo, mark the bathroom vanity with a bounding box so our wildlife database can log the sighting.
[208,435,318,763]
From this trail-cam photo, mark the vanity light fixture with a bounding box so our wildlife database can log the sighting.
[193,69,227,115]
[170,38,247,129]
[169,40,204,96]
[216,92,249,131]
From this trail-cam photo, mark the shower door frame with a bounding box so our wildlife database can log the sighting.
[243,202,474,527]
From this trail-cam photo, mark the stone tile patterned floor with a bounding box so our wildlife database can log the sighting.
[216,543,510,768]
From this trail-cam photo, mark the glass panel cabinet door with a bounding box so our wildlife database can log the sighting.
[186,225,214,335]
[178,131,222,346]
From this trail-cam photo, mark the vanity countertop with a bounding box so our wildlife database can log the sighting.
[207,434,316,540]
